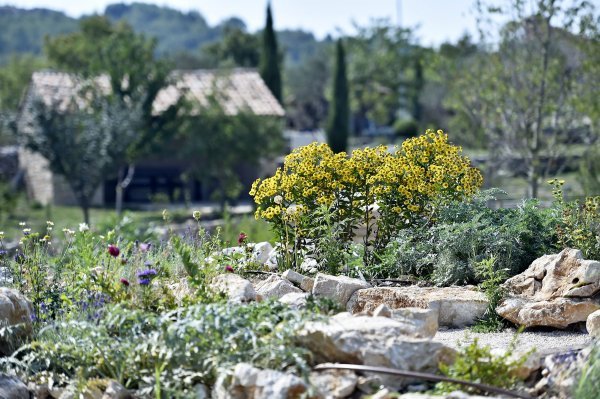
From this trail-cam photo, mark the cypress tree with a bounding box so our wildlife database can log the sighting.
[326,39,349,153]
[260,3,282,103]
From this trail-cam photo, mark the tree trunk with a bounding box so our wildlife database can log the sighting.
[81,198,90,225]
[115,164,135,217]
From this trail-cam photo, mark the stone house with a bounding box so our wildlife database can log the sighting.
[17,68,285,206]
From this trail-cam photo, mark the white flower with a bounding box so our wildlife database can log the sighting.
[79,223,89,232]
[192,210,202,221]
[18,222,26,227]
[46,221,54,226]
[274,195,283,205]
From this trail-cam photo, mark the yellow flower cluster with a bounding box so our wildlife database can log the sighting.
[250,130,483,244]
[373,130,483,222]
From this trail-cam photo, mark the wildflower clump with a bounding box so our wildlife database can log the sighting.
[549,179,600,260]
[250,129,483,268]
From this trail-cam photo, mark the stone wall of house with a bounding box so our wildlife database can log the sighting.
[18,148,54,205]
[17,147,103,207]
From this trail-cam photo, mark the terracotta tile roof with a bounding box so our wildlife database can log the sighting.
[27,68,285,116]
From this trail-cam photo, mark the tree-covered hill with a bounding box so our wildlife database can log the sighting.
[0,2,324,65]
[0,6,77,63]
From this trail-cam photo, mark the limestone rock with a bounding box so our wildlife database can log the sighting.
[394,393,502,398]
[313,273,371,307]
[0,288,34,355]
[533,347,591,398]
[278,292,310,309]
[298,313,455,388]
[282,269,315,292]
[309,369,357,398]
[497,297,600,329]
[586,309,600,336]
[212,274,256,302]
[347,286,487,328]
[372,303,392,318]
[498,249,600,328]
[300,257,319,274]
[251,242,274,264]
[0,374,29,399]
[254,275,302,300]
[102,381,131,399]
[391,308,438,338]
[213,363,308,399]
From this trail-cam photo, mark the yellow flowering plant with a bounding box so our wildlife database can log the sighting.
[250,130,483,269]
[373,130,483,249]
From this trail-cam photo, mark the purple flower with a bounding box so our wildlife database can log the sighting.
[139,243,151,252]
[138,278,151,286]
[137,269,157,278]
[238,232,248,245]
[0,250,7,256]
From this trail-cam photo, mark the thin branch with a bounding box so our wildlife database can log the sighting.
[314,363,533,399]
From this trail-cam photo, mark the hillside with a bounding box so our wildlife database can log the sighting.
[0,2,324,66]
[0,6,77,62]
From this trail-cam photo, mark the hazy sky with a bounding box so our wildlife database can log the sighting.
[4,0,482,46]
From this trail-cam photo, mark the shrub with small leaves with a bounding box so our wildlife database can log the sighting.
[550,179,600,261]
[434,334,531,395]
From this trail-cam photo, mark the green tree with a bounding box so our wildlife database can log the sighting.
[449,0,599,197]
[45,16,179,215]
[0,55,46,145]
[345,21,415,132]
[326,40,350,153]
[201,26,260,68]
[259,4,282,103]
[23,87,143,223]
[285,52,330,131]
[177,99,283,209]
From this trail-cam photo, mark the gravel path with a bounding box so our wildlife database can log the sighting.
[434,328,592,354]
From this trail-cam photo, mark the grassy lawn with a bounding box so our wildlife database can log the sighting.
[0,198,274,244]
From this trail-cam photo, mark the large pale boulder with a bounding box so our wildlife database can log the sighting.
[0,288,34,355]
[347,286,488,328]
[391,308,439,338]
[312,273,371,307]
[278,292,310,309]
[251,242,274,264]
[212,363,308,399]
[309,369,357,398]
[498,249,600,328]
[254,275,302,300]
[0,374,29,399]
[298,313,455,388]
[282,269,315,292]
[212,274,256,303]
[586,309,600,337]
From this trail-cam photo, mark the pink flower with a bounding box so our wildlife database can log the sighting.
[108,244,120,257]
[237,232,248,245]
[225,265,234,273]
[120,278,130,286]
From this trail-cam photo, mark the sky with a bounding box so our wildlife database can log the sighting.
[3,0,482,46]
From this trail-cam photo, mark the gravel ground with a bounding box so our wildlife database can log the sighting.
[434,328,593,354]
